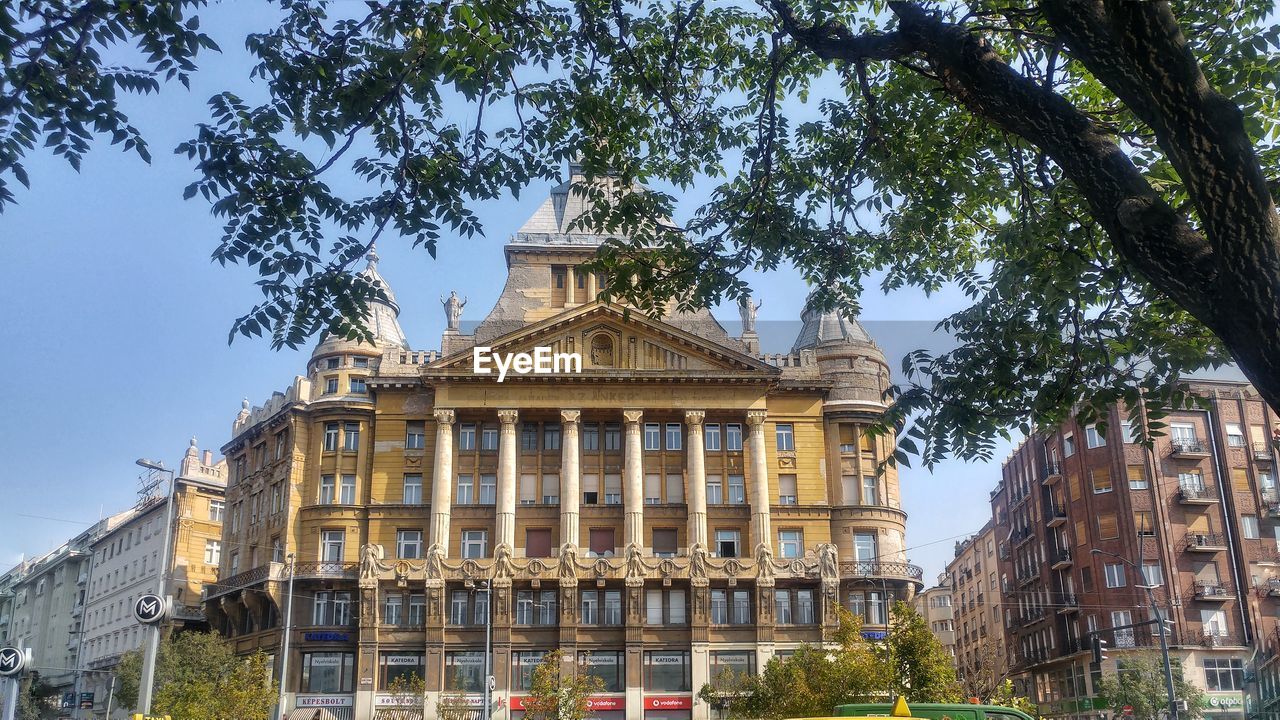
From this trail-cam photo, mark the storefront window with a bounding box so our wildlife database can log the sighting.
[445,651,485,692]
[513,650,547,691]
[710,651,754,683]
[644,651,691,691]
[579,650,624,692]
[301,652,355,693]
[379,652,424,689]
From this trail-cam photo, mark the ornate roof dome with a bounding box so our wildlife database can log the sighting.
[791,294,874,352]
[311,246,409,358]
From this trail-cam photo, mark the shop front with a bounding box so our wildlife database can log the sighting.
[509,695,627,720]
[1204,691,1245,719]
[643,695,693,720]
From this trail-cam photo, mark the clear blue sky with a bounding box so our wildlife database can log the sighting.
[0,4,1013,583]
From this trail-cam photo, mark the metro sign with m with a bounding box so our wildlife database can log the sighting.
[133,594,169,624]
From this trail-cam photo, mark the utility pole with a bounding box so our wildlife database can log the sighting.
[1092,549,1178,720]
[135,458,177,716]
[276,554,296,720]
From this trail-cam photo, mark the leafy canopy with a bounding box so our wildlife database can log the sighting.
[1094,653,1206,720]
[114,631,278,720]
[6,1,1280,463]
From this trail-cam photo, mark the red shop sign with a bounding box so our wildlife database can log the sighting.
[647,696,693,710]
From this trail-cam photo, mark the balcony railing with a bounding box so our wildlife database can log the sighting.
[1171,440,1210,456]
[1254,442,1274,462]
[1051,549,1073,569]
[1045,502,1068,526]
[1181,629,1241,647]
[1263,578,1280,597]
[1192,580,1235,600]
[841,561,925,582]
[1184,532,1227,551]
[1057,593,1080,613]
[1178,485,1217,503]
[1042,461,1063,485]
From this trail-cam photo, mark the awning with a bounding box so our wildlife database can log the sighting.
[374,710,425,720]
[286,709,354,720]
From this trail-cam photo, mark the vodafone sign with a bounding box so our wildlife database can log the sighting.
[511,696,626,711]
[647,696,693,710]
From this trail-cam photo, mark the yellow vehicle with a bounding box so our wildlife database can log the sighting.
[831,697,1036,720]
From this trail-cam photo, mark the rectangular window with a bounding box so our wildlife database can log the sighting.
[653,528,678,558]
[1105,563,1127,588]
[526,528,552,559]
[445,652,485,692]
[579,651,624,693]
[1092,467,1113,494]
[775,589,793,625]
[645,473,661,505]
[473,591,489,625]
[796,589,815,624]
[583,423,599,451]
[320,530,345,562]
[343,422,360,451]
[1171,422,1198,444]
[715,529,741,558]
[349,377,367,394]
[1226,424,1246,447]
[1243,515,1260,539]
[397,530,422,559]
[461,530,487,559]
[1142,563,1164,587]
[456,473,474,505]
[726,424,743,451]
[1063,434,1075,457]
[209,500,225,522]
[604,423,622,451]
[705,424,721,451]
[779,474,798,505]
[604,474,622,505]
[379,652,424,689]
[644,651,691,692]
[323,423,339,451]
[666,423,682,450]
[339,474,355,504]
[458,423,477,451]
[779,530,803,559]
[325,377,339,394]
[706,475,723,505]
[775,423,795,451]
[1204,658,1244,691]
[666,473,684,505]
[521,423,539,451]
[582,473,599,505]
[480,474,497,505]
[383,594,403,625]
[319,475,336,504]
[863,475,879,505]
[541,474,559,505]
[602,590,622,625]
[854,533,877,561]
[1085,424,1106,449]
[644,423,661,450]
[544,423,561,451]
[1232,468,1251,494]
[480,425,499,451]
[1127,464,1148,490]
[403,474,423,504]
[710,651,754,682]
[1134,511,1155,536]
[646,589,664,625]
[580,590,599,625]
[449,591,469,626]
[204,540,221,565]
[728,474,746,504]
[301,652,355,693]
[513,651,547,691]
[669,590,687,624]
[867,591,885,624]
[405,421,426,449]
[589,528,616,557]
[839,425,856,453]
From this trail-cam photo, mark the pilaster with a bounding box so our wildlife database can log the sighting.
[623,409,645,548]
[684,410,708,550]
[428,408,456,554]
[560,409,582,550]
[747,409,772,553]
[496,409,520,551]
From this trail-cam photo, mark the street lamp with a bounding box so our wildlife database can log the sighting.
[135,458,177,717]
[276,553,296,720]
[473,580,493,720]
[1091,548,1178,720]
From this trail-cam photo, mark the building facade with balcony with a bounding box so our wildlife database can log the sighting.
[206,165,924,720]
[79,440,226,719]
[991,380,1280,720]
[915,576,956,660]
[947,521,1006,700]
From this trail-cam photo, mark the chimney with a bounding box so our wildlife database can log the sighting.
[203,450,213,466]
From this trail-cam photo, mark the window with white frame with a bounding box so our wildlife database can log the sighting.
[775,423,795,451]
[778,474,798,505]
[458,423,477,451]
[715,529,741,558]
[480,425,499,451]
[339,474,356,504]
[204,540,221,565]
[456,473,474,504]
[1085,424,1106,448]
[343,422,360,451]
[319,475,336,504]
[397,530,422,559]
[1226,424,1246,447]
[1063,434,1075,457]
[728,475,745,504]
[403,474,423,504]
[405,421,425,450]
[665,423,682,450]
[778,530,803,559]
[323,423,339,451]
[1104,563,1126,588]
[321,530,345,562]
[705,424,721,451]
[644,423,661,451]
[461,530,487,559]
[480,474,497,505]
[726,423,743,451]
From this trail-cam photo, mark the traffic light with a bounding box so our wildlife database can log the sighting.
[1091,636,1109,664]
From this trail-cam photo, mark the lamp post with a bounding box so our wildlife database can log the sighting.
[136,458,177,717]
[1091,548,1178,720]
[276,553,296,720]
[473,580,493,720]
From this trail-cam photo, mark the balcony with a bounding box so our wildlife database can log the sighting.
[1042,461,1063,485]
[1265,491,1280,517]
[1045,502,1068,527]
[1263,578,1280,597]
[1057,593,1080,613]
[840,561,925,583]
[1017,568,1042,587]
[1254,442,1274,462]
[1184,532,1227,552]
[1051,549,1073,570]
[1178,485,1218,504]
[1182,629,1241,648]
[1192,580,1235,601]
[1171,440,1210,457]
[1012,526,1035,546]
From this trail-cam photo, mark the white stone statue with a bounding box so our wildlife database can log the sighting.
[441,291,467,331]
[739,295,761,334]
[818,543,839,582]
[359,543,386,582]
[755,543,775,582]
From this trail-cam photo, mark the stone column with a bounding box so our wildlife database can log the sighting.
[428,408,456,554]
[560,410,582,549]
[684,410,708,550]
[747,410,772,553]
[622,409,645,548]
[496,409,520,552]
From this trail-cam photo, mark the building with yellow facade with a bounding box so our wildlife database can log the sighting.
[206,165,923,720]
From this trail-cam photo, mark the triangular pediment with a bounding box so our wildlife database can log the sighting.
[428,301,780,377]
